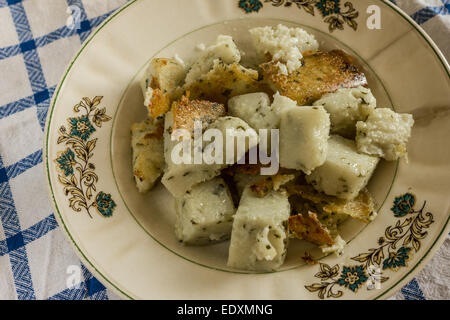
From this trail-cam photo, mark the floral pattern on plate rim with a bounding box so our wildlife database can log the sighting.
[54,96,116,218]
[238,0,359,32]
[305,193,434,299]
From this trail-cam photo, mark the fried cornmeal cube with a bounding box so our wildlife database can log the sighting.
[161,112,259,197]
[313,86,376,138]
[130,118,164,193]
[227,186,290,272]
[183,59,265,104]
[228,92,276,130]
[184,35,241,86]
[140,58,186,118]
[175,177,236,245]
[306,135,379,200]
[171,95,226,134]
[356,108,414,161]
[260,50,368,106]
[160,97,226,198]
[279,105,330,174]
[228,91,299,131]
[161,111,222,198]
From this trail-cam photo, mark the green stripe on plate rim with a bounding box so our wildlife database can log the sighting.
[44,0,450,300]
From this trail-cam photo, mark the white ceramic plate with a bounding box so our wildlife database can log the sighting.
[44,0,450,299]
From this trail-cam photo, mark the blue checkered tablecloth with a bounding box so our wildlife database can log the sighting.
[0,0,448,300]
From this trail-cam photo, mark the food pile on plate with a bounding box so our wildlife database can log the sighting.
[130,24,414,272]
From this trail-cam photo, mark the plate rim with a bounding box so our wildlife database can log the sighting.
[109,16,401,276]
[43,0,450,300]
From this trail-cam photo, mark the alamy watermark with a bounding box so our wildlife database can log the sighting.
[367,5,382,30]
[66,265,82,289]
[66,5,82,31]
[367,265,382,290]
[170,121,279,175]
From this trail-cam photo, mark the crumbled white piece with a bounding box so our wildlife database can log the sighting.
[173,54,186,68]
[275,61,288,75]
[195,43,206,51]
[228,92,277,130]
[143,86,153,107]
[321,235,346,256]
[228,91,298,131]
[356,108,414,161]
[255,226,278,261]
[271,91,298,115]
[313,86,377,137]
[369,210,378,221]
[250,24,319,74]
[184,35,241,86]
[139,58,186,110]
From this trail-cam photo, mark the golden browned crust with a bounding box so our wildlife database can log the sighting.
[323,188,376,223]
[286,183,376,223]
[183,61,269,104]
[260,50,367,106]
[250,173,295,197]
[143,124,164,140]
[147,88,171,119]
[131,119,165,191]
[145,58,186,119]
[171,95,226,133]
[131,119,164,145]
[150,58,185,97]
[133,168,145,182]
[288,212,335,246]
